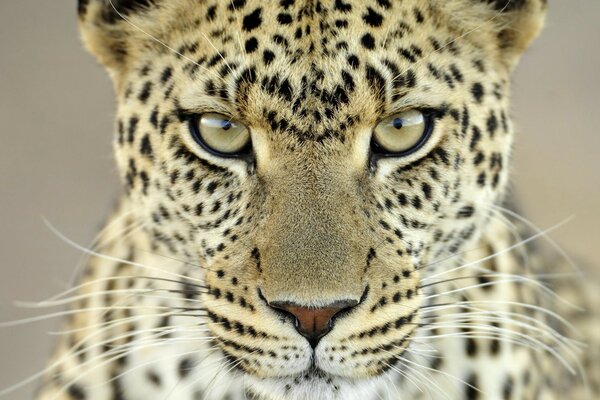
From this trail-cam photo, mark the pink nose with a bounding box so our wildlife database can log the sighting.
[270,300,358,347]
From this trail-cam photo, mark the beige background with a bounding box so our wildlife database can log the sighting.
[0,1,598,399]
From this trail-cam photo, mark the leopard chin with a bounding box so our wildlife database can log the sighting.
[245,369,393,400]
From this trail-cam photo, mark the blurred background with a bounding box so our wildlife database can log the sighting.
[0,1,598,399]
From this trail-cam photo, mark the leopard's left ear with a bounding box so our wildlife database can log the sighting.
[438,0,548,70]
[484,0,547,68]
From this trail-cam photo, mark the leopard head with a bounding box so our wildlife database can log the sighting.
[78,0,546,397]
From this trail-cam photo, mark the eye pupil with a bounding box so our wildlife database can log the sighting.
[392,118,404,129]
[221,121,232,131]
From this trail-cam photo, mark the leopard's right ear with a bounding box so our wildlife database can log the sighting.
[77,0,160,71]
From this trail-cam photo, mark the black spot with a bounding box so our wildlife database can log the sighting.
[333,85,349,104]
[127,116,139,144]
[421,183,432,200]
[341,71,355,91]
[245,37,258,53]
[335,19,348,28]
[490,338,501,354]
[68,384,86,400]
[228,0,247,10]
[347,54,360,69]
[140,134,153,157]
[206,181,219,194]
[361,33,376,50]
[502,375,514,399]
[363,7,383,27]
[278,79,293,101]
[178,357,195,379]
[399,48,417,63]
[207,5,217,21]
[465,373,480,400]
[158,67,172,85]
[277,12,293,24]
[471,83,485,103]
[280,0,295,8]
[334,0,352,12]
[147,370,162,387]
[486,111,498,136]
[138,81,153,102]
[477,172,487,186]
[243,8,262,31]
[412,196,422,209]
[206,53,224,68]
[470,126,482,150]
[263,50,276,65]
[413,8,425,23]
[365,65,386,96]
[398,193,408,206]
[466,338,478,356]
[376,0,391,9]
[450,64,464,82]
[457,205,475,218]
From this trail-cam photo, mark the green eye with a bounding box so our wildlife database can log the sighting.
[189,113,251,156]
[372,109,432,156]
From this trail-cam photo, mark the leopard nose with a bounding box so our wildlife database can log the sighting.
[269,300,358,348]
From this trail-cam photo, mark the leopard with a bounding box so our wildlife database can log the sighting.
[28,0,599,399]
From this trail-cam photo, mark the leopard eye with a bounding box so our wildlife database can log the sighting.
[189,113,251,157]
[372,109,432,156]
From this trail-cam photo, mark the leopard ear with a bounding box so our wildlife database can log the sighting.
[77,0,159,70]
[438,0,547,70]
[484,0,547,68]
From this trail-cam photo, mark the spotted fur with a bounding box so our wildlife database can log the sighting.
[35,0,598,399]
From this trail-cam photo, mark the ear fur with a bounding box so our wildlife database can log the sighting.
[434,0,547,70]
[77,0,159,71]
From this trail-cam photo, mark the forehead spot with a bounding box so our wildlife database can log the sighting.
[243,8,262,31]
[361,33,376,50]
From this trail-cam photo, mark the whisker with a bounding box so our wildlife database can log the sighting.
[395,353,482,396]
[380,348,451,400]
[42,218,209,284]
[491,205,584,277]
[421,300,576,330]
[418,325,577,374]
[422,277,582,311]
[422,217,575,285]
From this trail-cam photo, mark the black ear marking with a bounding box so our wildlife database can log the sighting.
[484,0,527,12]
[78,0,91,16]
[78,0,159,23]
[101,0,158,24]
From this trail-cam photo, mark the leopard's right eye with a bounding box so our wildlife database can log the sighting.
[189,113,251,157]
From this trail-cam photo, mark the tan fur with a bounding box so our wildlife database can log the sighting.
[35,1,598,399]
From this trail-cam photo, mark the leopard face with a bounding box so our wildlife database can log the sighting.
[78,0,546,397]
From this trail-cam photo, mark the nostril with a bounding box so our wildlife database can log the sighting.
[268,299,359,348]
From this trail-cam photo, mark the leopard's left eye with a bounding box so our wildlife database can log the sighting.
[371,109,433,156]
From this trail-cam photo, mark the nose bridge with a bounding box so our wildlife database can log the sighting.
[258,158,367,305]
